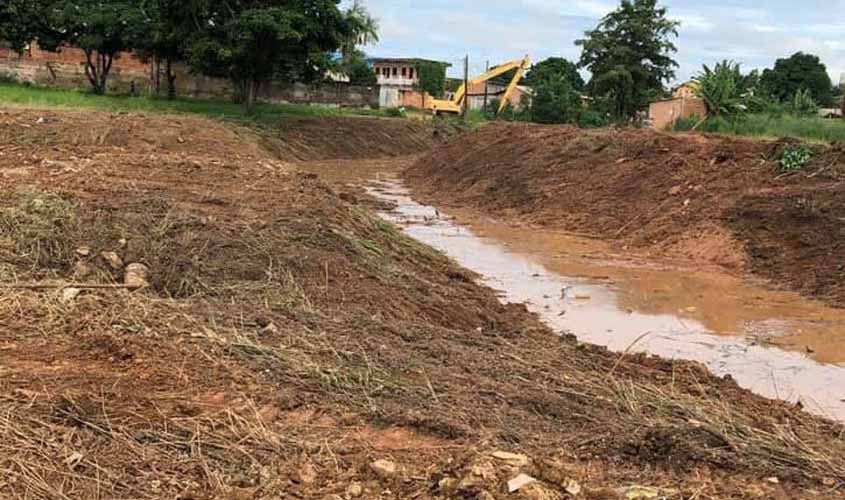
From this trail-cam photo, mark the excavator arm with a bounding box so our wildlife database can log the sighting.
[427,56,531,116]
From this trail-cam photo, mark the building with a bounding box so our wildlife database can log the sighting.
[371,58,451,109]
[648,81,707,130]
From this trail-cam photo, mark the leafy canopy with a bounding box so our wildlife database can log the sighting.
[525,57,584,124]
[414,61,448,99]
[761,52,833,107]
[576,0,679,122]
[693,60,752,118]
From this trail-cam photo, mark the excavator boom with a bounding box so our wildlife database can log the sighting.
[427,56,531,116]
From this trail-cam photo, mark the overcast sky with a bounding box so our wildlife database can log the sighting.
[347,0,845,85]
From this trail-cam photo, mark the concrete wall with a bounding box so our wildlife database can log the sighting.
[649,96,707,130]
[0,45,379,108]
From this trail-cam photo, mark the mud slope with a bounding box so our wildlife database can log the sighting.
[2,109,845,499]
[406,122,845,306]
[267,115,437,160]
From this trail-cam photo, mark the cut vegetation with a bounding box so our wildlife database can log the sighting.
[2,108,845,500]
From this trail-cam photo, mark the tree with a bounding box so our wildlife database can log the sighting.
[344,51,377,86]
[789,88,818,116]
[340,0,379,65]
[38,0,145,94]
[414,60,448,99]
[526,57,584,92]
[188,0,346,109]
[0,0,49,53]
[761,52,833,107]
[524,57,584,124]
[576,0,679,122]
[136,0,199,99]
[693,60,748,118]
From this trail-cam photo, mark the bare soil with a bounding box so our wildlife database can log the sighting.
[405,123,845,307]
[2,109,845,500]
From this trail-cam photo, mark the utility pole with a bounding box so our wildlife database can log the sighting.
[462,55,469,119]
[483,60,489,112]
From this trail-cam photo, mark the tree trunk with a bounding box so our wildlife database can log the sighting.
[166,58,176,100]
[83,50,103,94]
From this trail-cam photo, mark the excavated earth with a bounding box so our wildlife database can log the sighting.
[1,109,845,500]
[406,123,845,308]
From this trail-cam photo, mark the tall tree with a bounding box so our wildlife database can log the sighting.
[38,0,145,94]
[525,57,584,124]
[341,0,379,64]
[526,57,584,92]
[0,0,49,53]
[760,52,833,107]
[188,1,346,109]
[136,0,200,99]
[576,0,679,122]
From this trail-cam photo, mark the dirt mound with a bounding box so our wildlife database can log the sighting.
[406,123,845,306]
[2,109,845,499]
[266,116,437,161]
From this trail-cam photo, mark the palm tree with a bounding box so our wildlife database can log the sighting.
[342,0,379,64]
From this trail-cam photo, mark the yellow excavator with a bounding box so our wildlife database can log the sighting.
[426,56,531,115]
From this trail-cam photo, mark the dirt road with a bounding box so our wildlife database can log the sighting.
[2,109,845,499]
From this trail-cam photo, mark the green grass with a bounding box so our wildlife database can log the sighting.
[0,81,393,127]
[701,113,845,143]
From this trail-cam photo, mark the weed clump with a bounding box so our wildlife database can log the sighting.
[779,145,813,173]
[0,192,76,273]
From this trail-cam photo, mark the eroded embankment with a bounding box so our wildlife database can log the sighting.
[1,109,845,499]
[405,123,845,307]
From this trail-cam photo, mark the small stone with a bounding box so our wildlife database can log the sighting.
[668,185,683,196]
[75,246,91,257]
[370,459,397,478]
[507,473,537,493]
[118,238,127,247]
[62,288,82,303]
[346,483,363,498]
[260,323,279,335]
[101,251,124,270]
[124,263,150,288]
[683,198,691,207]
[490,451,530,467]
[564,479,582,496]
[297,462,316,485]
[765,477,780,484]
[74,261,93,278]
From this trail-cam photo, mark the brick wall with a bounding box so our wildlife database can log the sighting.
[649,96,707,130]
[0,44,379,108]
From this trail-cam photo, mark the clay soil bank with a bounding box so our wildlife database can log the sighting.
[1,109,844,499]
[406,123,845,309]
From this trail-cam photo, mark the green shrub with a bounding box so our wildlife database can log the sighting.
[779,145,813,173]
[577,109,608,128]
[385,107,406,118]
[672,113,701,131]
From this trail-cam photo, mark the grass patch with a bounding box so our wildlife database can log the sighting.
[702,113,845,142]
[0,81,393,128]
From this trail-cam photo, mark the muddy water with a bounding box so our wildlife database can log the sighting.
[300,160,845,420]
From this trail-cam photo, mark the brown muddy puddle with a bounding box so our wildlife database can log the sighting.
[300,161,845,420]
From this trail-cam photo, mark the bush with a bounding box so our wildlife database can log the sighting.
[779,145,813,173]
[672,113,701,131]
[385,107,406,118]
[577,109,608,128]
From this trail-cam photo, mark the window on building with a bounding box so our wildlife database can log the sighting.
[409,68,414,79]
[392,67,398,76]
[401,67,407,77]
